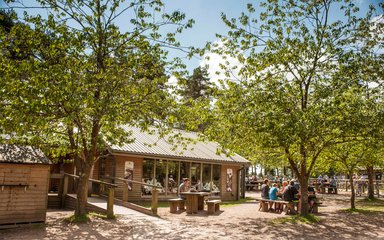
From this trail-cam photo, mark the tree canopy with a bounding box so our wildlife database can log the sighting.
[202,0,383,215]
[0,0,193,216]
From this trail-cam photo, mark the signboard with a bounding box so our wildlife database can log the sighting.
[226,168,233,192]
[124,161,134,191]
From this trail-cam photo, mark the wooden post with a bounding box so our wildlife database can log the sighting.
[151,187,158,215]
[346,180,348,192]
[107,187,114,219]
[376,180,380,198]
[58,174,64,201]
[61,174,69,208]
[123,183,128,202]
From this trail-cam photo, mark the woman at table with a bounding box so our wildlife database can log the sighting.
[278,181,288,197]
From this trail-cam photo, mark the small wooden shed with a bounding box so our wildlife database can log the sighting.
[0,144,50,226]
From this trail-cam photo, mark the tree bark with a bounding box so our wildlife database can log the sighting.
[349,173,356,209]
[367,165,375,199]
[298,175,309,216]
[75,161,92,216]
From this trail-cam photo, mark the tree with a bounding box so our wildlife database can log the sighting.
[324,142,363,209]
[175,66,214,131]
[178,66,213,101]
[1,0,193,217]
[204,0,382,215]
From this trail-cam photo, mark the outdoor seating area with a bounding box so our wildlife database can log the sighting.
[255,198,297,214]
[206,199,221,214]
[169,198,185,213]
[168,191,222,215]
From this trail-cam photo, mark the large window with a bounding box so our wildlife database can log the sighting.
[191,163,201,190]
[142,159,154,196]
[155,160,167,196]
[202,164,212,187]
[212,164,221,195]
[180,162,190,183]
[141,159,221,197]
[167,161,179,197]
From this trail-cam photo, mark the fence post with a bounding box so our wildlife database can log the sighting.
[123,183,128,202]
[61,174,69,208]
[107,187,114,219]
[151,187,158,215]
[345,180,348,192]
[376,180,380,198]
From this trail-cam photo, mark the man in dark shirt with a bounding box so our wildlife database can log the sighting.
[283,180,298,202]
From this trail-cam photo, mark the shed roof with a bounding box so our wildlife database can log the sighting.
[110,126,249,165]
[0,144,50,164]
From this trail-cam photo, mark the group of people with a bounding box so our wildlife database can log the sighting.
[260,179,317,213]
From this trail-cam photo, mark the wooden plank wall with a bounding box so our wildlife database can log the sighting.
[114,155,143,201]
[0,163,50,225]
[220,165,240,201]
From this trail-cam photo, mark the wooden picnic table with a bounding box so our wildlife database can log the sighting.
[180,191,211,214]
[313,182,337,194]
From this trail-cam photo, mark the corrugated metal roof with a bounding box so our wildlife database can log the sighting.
[110,126,249,165]
[0,144,50,164]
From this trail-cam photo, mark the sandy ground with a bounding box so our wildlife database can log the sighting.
[1,192,384,240]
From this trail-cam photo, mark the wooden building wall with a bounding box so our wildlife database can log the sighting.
[114,155,143,201]
[220,164,240,201]
[0,163,50,225]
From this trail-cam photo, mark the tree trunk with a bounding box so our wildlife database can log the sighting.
[367,165,375,199]
[349,175,356,209]
[75,162,92,216]
[298,175,309,216]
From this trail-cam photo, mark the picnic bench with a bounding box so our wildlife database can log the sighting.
[255,198,297,215]
[206,199,221,214]
[169,198,185,213]
[314,183,337,194]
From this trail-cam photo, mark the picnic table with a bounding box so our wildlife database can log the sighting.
[314,182,337,194]
[180,191,211,214]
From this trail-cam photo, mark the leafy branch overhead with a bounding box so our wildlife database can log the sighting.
[202,0,383,216]
[0,0,194,216]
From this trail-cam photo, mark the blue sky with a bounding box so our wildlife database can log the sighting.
[159,0,383,72]
[2,0,382,73]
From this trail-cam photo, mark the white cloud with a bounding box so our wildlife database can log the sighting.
[199,40,243,87]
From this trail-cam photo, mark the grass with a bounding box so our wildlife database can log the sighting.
[221,197,254,207]
[269,214,321,225]
[66,212,114,223]
[66,214,90,223]
[339,197,384,213]
[135,197,254,208]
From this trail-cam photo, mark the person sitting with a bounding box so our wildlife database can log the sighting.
[283,180,299,201]
[308,183,317,213]
[269,183,281,212]
[178,178,189,199]
[329,177,337,193]
[261,179,270,199]
[259,179,270,211]
[278,181,288,197]
[282,180,299,214]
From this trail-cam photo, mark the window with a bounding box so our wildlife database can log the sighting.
[155,159,167,196]
[202,164,212,187]
[167,161,179,196]
[191,163,201,189]
[142,159,154,196]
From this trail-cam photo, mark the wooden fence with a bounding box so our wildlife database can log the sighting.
[48,173,162,216]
